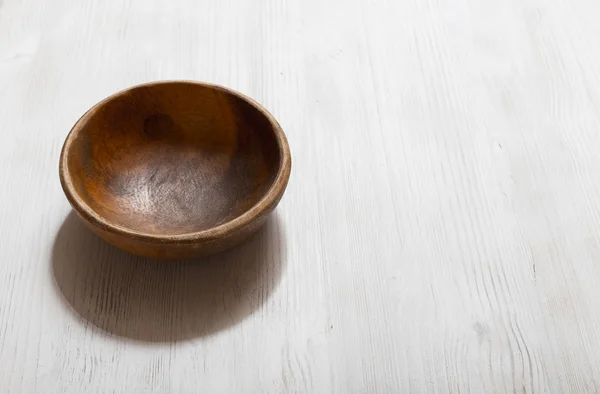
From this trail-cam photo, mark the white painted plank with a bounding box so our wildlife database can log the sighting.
[2,0,600,392]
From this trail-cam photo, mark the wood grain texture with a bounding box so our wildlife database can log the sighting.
[60,81,290,259]
[2,0,600,391]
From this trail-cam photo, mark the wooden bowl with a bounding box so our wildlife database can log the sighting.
[59,81,291,259]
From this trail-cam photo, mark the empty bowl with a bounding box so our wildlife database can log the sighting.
[59,81,291,259]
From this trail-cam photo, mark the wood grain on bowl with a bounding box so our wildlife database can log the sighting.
[59,81,291,259]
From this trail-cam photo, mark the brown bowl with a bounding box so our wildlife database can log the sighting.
[59,81,291,259]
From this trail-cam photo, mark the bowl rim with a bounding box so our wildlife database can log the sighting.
[59,80,291,245]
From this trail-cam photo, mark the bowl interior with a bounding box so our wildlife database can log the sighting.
[64,82,282,236]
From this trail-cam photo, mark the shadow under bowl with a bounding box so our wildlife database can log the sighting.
[59,81,291,259]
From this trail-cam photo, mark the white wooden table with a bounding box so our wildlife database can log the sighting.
[2,0,600,392]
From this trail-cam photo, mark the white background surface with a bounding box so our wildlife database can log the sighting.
[2,0,600,392]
